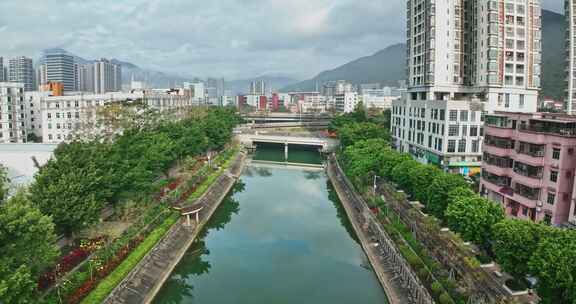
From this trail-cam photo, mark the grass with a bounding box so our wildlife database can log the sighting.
[80,213,179,304]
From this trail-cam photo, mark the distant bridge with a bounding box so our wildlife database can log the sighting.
[245,121,330,129]
[238,134,339,159]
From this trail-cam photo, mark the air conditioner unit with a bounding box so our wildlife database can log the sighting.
[536,207,542,213]
[537,202,543,207]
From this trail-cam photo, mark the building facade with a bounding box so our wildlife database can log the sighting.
[335,92,359,113]
[0,57,5,82]
[393,0,541,173]
[42,53,76,92]
[41,91,193,143]
[567,0,576,114]
[0,83,27,143]
[93,59,122,93]
[8,56,35,92]
[250,80,267,95]
[480,112,576,226]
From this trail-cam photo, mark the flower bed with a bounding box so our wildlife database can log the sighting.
[38,237,106,290]
[81,213,179,304]
[42,204,174,304]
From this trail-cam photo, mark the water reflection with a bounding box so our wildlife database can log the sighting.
[154,167,387,304]
[326,181,359,244]
[154,181,244,303]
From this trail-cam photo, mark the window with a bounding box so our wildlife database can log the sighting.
[449,125,459,136]
[547,193,556,205]
[544,214,552,225]
[470,126,478,137]
[458,140,467,153]
[550,171,558,183]
[448,140,456,153]
[449,110,458,121]
[460,110,468,122]
[47,113,52,119]
[462,125,468,137]
[553,148,561,160]
[472,140,480,153]
[48,134,53,140]
[505,94,510,108]
[519,94,525,108]
[440,110,446,120]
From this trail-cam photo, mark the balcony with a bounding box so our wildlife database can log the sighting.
[513,161,543,180]
[514,182,540,201]
[520,119,576,138]
[482,170,511,188]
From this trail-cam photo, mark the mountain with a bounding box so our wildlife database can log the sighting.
[226,75,299,95]
[283,9,564,99]
[282,43,406,92]
[541,10,565,100]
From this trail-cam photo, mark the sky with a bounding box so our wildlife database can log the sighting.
[0,0,564,81]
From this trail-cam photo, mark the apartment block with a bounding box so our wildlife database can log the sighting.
[0,57,5,82]
[481,112,576,226]
[41,91,193,143]
[8,56,35,92]
[0,83,27,143]
[393,0,541,173]
[335,92,359,113]
[567,0,576,114]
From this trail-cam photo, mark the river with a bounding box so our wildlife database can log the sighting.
[154,147,387,304]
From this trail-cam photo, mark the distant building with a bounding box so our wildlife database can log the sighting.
[0,83,27,143]
[8,56,35,92]
[93,59,122,93]
[250,80,267,95]
[322,80,354,97]
[335,92,358,113]
[361,88,400,110]
[42,52,76,92]
[0,57,5,82]
[481,112,576,226]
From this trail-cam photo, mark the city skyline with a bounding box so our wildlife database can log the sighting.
[0,0,561,81]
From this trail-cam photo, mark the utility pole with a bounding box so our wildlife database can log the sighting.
[373,175,380,197]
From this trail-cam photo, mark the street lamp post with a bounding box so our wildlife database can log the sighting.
[373,175,380,197]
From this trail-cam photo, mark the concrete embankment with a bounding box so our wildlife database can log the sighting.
[104,152,247,304]
[326,156,434,304]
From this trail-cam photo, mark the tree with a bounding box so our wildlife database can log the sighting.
[0,192,58,303]
[444,193,504,248]
[29,142,114,235]
[338,122,389,147]
[0,165,8,204]
[407,164,442,203]
[342,139,389,187]
[492,219,544,278]
[390,159,421,195]
[425,173,469,219]
[528,229,576,304]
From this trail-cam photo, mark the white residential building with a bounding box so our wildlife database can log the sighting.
[567,0,576,114]
[392,0,541,173]
[0,83,27,143]
[361,89,400,110]
[8,56,35,92]
[335,92,359,113]
[93,59,122,93]
[40,91,193,143]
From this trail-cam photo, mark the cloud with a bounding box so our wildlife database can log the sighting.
[0,0,406,79]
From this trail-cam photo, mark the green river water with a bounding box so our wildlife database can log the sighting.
[154,147,387,304]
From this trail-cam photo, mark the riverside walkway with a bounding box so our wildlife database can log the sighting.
[103,152,247,304]
[326,155,434,304]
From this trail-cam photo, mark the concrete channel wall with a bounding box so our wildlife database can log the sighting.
[326,155,435,304]
[104,152,247,304]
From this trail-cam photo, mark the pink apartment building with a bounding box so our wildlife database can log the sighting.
[480,112,576,226]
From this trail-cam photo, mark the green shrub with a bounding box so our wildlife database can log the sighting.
[431,281,443,296]
[439,292,455,304]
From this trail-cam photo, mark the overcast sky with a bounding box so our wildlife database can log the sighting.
[0,0,564,80]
